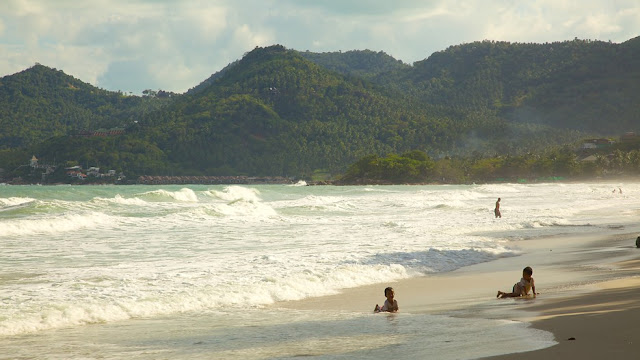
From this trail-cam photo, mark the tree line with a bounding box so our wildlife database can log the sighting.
[338,140,640,185]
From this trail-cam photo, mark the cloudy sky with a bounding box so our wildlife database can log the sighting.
[1,0,639,94]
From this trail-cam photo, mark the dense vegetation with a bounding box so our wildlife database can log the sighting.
[407,38,640,134]
[298,49,411,82]
[0,64,171,149]
[340,138,640,185]
[0,37,639,183]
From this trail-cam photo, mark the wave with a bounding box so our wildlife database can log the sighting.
[204,185,261,202]
[518,219,593,229]
[0,198,85,218]
[5,182,637,338]
[135,188,199,202]
[432,203,458,210]
[476,183,527,193]
[362,187,402,193]
[273,194,357,214]
[0,263,407,336]
[91,194,149,206]
[0,212,117,237]
[288,180,307,187]
[204,186,278,218]
[0,198,38,215]
[0,245,515,337]
[361,248,515,274]
[0,197,37,207]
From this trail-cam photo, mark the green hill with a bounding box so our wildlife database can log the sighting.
[0,64,170,149]
[137,45,593,176]
[409,37,640,133]
[298,49,412,81]
[1,38,639,181]
[138,45,462,176]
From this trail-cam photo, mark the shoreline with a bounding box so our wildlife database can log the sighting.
[2,176,636,186]
[483,274,640,359]
[482,253,640,359]
[275,230,640,358]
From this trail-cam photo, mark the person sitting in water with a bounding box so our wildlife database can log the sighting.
[374,286,399,312]
[497,266,538,298]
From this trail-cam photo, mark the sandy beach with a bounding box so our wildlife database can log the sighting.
[278,231,640,359]
[483,254,640,359]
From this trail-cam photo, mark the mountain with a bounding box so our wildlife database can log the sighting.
[0,64,170,149]
[298,49,411,80]
[298,38,640,135]
[186,60,240,95]
[186,49,411,96]
[137,45,461,176]
[407,37,640,133]
[1,38,639,180]
[134,44,596,176]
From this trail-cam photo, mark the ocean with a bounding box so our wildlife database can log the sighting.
[1,182,638,359]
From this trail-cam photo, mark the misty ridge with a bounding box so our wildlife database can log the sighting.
[0,36,639,183]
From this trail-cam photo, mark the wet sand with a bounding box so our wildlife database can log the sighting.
[483,261,640,359]
[277,231,640,359]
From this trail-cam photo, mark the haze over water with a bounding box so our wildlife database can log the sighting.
[1,182,637,359]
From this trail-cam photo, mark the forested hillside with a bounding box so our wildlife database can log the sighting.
[1,37,639,181]
[136,45,469,176]
[408,37,640,133]
[298,49,411,83]
[0,64,170,149]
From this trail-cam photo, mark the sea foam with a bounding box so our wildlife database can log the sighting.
[0,211,117,237]
[2,182,640,339]
[136,188,199,202]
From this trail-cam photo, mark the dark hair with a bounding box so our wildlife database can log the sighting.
[384,287,394,296]
[523,266,533,276]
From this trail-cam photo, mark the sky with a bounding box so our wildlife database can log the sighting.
[1,0,639,94]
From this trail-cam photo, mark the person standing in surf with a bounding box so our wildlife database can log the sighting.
[494,198,501,218]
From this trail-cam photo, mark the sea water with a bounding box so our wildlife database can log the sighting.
[1,182,638,359]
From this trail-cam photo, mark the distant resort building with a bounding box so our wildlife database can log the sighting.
[65,165,120,180]
[30,155,55,173]
[66,170,87,180]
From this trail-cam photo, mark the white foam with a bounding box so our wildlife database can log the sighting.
[136,188,199,202]
[91,194,149,206]
[273,194,355,213]
[0,211,117,237]
[289,180,307,186]
[2,182,640,338]
[205,185,262,203]
[204,186,278,218]
[0,197,36,207]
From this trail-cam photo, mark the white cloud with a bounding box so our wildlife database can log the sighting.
[180,3,228,37]
[400,5,453,22]
[0,0,639,93]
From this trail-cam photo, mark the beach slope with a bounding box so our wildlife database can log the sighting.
[279,232,640,359]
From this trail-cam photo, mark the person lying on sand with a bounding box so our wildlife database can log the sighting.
[374,286,399,312]
[497,266,538,298]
